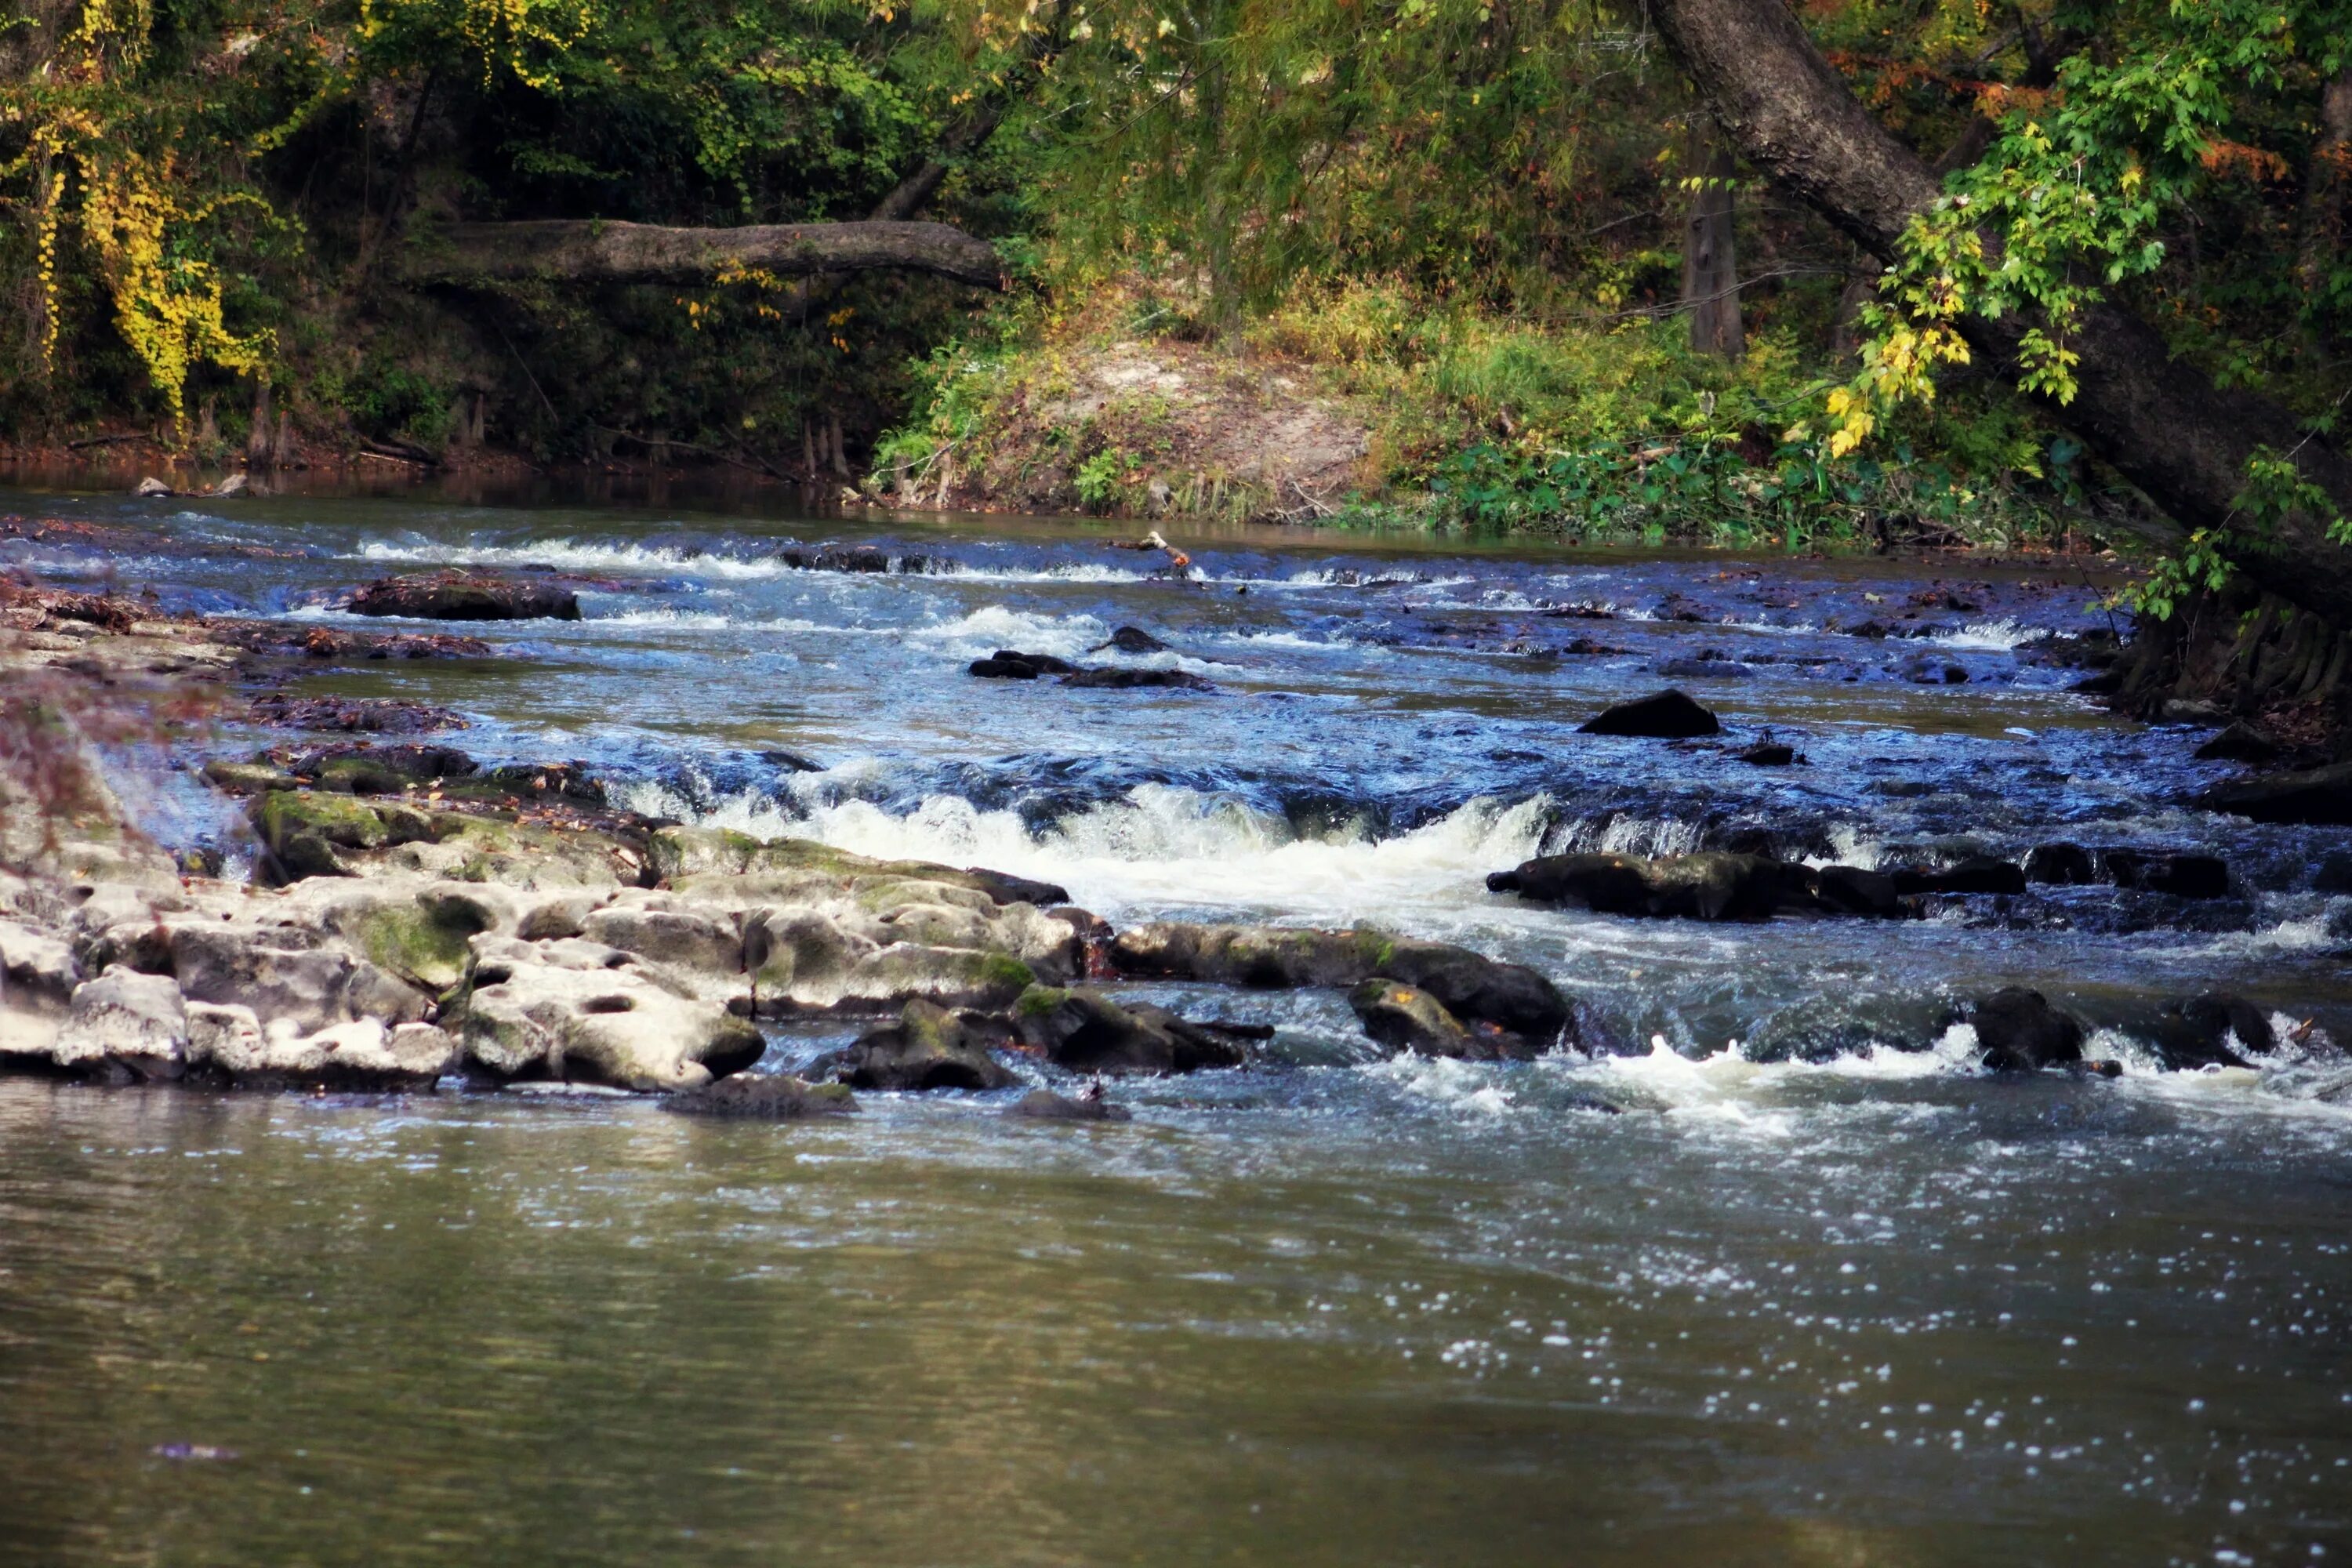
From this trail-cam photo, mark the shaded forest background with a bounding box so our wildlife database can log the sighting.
[2,0,2347,563]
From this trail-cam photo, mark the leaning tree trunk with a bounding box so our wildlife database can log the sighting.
[1680,126,1744,359]
[399,220,1004,290]
[1647,0,2352,630]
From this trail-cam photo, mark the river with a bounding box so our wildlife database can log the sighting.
[2,482,2348,1564]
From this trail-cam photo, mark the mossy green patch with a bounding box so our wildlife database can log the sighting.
[1014,982,1070,1018]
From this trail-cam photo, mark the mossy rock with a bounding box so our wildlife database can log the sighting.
[646,826,770,880]
[1015,982,1073,1018]
[349,897,494,992]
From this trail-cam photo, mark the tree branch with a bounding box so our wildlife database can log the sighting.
[1647,0,2352,626]
[400,219,1006,290]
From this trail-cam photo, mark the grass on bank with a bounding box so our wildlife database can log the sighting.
[873,276,2111,550]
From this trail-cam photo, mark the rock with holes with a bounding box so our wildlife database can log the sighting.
[161,920,431,1034]
[451,938,764,1091]
[187,1004,457,1088]
[48,967,189,1080]
[580,902,745,996]
[818,1000,1020,1091]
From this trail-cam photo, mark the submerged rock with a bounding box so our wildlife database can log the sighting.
[1005,1087,1132,1122]
[823,999,1020,1091]
[662,1074,858,1118]
[1972,987,2084,1072]
[1889,856,2027,897]
[1577,689,1720,738]
[347,571,582,622]
[1092,626,1170,654]
[1736,741,1801,765]
[1657,655,1751,680]
[970,650,1077,679]
[1061,667,1214,691]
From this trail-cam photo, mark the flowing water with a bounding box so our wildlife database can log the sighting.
[3,485,2350,1565]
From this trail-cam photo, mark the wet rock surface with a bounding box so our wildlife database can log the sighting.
[347,570,583,622]
[1577,688,1721,738]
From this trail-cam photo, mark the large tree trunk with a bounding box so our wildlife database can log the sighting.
[1680,127,1744,359]
[2299,67,2352,299]
[400,219,1004,290]
[1648,0,2352,628]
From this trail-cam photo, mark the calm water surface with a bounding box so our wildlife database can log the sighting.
[2,485,2348,1565]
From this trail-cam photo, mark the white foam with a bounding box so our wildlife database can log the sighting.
[631,782,1555,924]
[904,604,1108,659]
[1933,619,2051,652]
[1360,1054,1519,1115]
[354,536,805,581]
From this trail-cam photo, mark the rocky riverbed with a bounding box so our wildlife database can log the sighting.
[5,491,2352,1566]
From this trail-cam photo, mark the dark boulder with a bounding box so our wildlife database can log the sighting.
[2147,993,2275,1069]
[1004,1087,1132,1122]
[1657,656,1752,680]
[1890,856,2027,896]
[1093,626,1170,654]
[347,571,581,622]
[2198,760,2352,826]
[1105,923,1567,1045]
[2024,843,2098,885]
[1577,689,1720,738]
[1808,865,1905,918]
[1061,668,1214,691]
[1737,741,1801,766]
[1972,988,2084,1072]
[661,1074,859,1118]
[971,649,1079,679]
[1012,986,1246,1075]
[1901,657,1969,684]
[822,1000,1019,1091]
[2195,721,2281,764]
[2101,850,2230,899]
[1489,851,1795,922]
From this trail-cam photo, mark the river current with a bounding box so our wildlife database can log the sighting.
[2,485,2348,1564]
